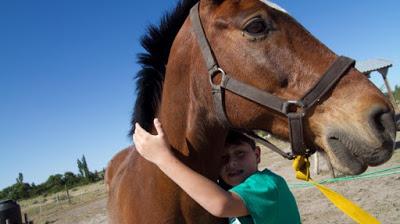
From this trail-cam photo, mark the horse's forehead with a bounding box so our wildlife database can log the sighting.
[259,0,288,14]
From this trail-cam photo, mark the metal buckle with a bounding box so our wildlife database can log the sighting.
[209,67,226,88]
[291,147,316,158]
[286,152,296,160]
[282,100,305,114]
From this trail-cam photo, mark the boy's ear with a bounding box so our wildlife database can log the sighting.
[255,146,261,164]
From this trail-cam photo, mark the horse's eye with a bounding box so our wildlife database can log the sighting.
[244,18,268,35]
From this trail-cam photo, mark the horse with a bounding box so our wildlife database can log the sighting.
[106,0,396,223]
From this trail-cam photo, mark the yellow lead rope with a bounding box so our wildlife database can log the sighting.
[292,156,380,224]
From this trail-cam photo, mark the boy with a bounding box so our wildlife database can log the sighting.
[134,119,301,224]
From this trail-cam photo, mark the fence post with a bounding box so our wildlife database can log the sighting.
[313,152,319,175]
[65,184,71,204]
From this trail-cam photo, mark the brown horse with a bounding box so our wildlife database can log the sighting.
[106,0,396,223]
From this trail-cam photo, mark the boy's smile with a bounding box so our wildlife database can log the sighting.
[220,142,261,186]
[227,169,244,178]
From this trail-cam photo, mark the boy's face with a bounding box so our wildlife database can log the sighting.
[219,142,261,186]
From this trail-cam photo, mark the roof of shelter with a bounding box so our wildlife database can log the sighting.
[355,58,393,74]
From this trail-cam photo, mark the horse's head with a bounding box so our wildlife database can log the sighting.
[173,0,395,175]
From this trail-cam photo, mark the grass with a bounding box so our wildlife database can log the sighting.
[19,181,107,224]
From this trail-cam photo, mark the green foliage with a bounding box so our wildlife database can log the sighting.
[77,155,93,181]
[16,173,23,184]
[0,155,104,201]
[12,183,31,199]
[44,174,65,193]
[392,85,400,104]
[1,181,32,201]
[77,158,84,177]
[63,172,80,187]
[76,155,101,183]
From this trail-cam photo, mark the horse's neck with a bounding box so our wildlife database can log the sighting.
[157,16,227,180]
[159,97,227,180]
[184,105,227,180]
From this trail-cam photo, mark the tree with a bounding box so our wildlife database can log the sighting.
[0,190,5,200]
[392,85,400,104]
[77,155,93,182]
[81,155,90,179]
[16,173,23,184]
[63,172,79,187]
[12,183,31,199]
[0,157,104,200]
[77,158,84,177]
[0,173,33,200]
[45,174,65,193]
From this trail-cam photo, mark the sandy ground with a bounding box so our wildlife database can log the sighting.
[34,136,400,224]
[20,181,108,224]
[54,197,108,224]
[259,137,400,224]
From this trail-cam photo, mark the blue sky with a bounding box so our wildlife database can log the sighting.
[1,0,399,190]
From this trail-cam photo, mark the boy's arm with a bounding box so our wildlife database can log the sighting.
[134,119,249,218]
[156,150,248,218]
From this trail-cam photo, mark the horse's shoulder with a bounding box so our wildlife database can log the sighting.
[105,146,136,191]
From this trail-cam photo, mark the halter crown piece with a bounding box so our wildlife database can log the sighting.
[189,3,355,159]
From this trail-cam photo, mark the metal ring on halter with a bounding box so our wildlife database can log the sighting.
[209,67,226,88]
[282,100,305,115]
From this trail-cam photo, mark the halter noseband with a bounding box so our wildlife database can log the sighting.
[189,3,355,159]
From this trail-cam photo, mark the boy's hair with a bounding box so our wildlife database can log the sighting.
[225,131,256,150]
[219,131,257,191]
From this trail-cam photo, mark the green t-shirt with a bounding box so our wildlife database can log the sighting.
[229,169,301,224]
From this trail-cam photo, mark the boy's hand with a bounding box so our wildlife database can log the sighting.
[133,118,173,166]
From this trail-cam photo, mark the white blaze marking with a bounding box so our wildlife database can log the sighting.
[259,0,288,14]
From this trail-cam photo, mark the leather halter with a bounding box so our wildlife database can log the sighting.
[189,3,355,159]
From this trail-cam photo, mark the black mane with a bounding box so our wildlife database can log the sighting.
[130,0,199,136]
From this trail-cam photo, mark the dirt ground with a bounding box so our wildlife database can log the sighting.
[259,137,400,224]
[29,135,400,224]
[52,197,108,224]
[20,181,108,224]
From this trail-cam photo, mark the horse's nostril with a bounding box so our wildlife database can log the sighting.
[380,111,396,136]
[369,106,396,138]
[372,109,385,132]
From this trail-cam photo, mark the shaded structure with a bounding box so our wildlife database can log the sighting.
[355,59,398,112]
